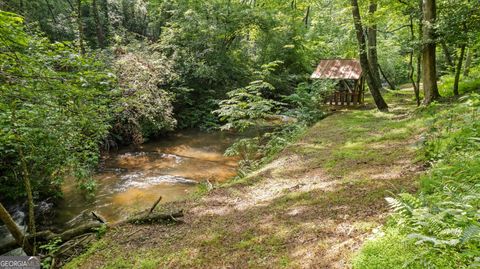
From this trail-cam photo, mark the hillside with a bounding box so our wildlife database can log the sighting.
[65,91,430,268]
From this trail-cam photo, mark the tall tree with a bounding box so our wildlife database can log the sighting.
[453,40,467,96]
[408,14,421,105]
[422,0,440,104]
[11,104,37,255]
[367,0,383,91]
[351,0,388,111]
[463,47,473,76]
[92,0,105,48]
[416,0,423,105]
[76,0,85,54]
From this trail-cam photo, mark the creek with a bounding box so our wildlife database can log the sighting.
[55,130,241,228]
[1,129,242,252]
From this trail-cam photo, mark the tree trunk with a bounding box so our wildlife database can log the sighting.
[19,147,36,255]
[100,0,110,45]
[453,44,466,96]
[416,0,423,104]
[44,0,58,24]
[76,0,86,55]
[0,202,33,255]
[422,0,440,105]
[367,0,383,91]
[378,64,395,90]
[10,107,36,255]
[408,16,420,106]
[463,47,473,77]
[351,0,388,111]
[303,6,310,28]
[441,41,455,71]
[92,0,105,48]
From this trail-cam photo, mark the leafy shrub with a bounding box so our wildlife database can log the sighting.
[284,80,334,124]
[214,61,285,132]
[217,61,331,174]
[438,68,480,97]
[110,47,177,145]
[225,124,307,176]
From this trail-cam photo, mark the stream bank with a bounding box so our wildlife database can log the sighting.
[64,91,428,268]
[0,130,243,254]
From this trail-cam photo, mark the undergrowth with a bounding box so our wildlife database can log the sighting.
[219,79,332,181]
[353,93,480,268]
[438,66,480,97]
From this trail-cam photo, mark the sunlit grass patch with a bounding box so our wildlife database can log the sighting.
[354,94,480,268]
[289,142,330,155]
[352,228,419,269]
[439,73,480,97]
[64,240,110,269]
[232,229,288,264]
[352,221,378,233]
[275,191,314,208]
[199,230,226,248]
[367,127,411,142]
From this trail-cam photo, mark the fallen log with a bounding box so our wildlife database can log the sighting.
[0,222,103,255]
[47,223,103,242]
[55,233,93,257]
[91,211,107,224]
[124,210,184,225]
[1,191,181,255]
[148,196,163,216]
[0,210,184,254]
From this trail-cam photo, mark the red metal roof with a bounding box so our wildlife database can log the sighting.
[310,59,362,80]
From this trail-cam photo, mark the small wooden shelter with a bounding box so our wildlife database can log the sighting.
[310,59,365,106]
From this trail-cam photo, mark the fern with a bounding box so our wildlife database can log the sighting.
[385,193,422,218]
[439,228,463,237]
[460,225,480,244]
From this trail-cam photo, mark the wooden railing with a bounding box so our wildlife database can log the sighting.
[325,90,364,106]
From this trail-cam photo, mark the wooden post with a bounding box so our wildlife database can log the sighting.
[361,76,365,104]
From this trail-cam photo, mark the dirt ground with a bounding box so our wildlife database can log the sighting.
[65,92,427,269]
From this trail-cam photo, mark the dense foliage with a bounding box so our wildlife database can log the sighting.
[0,11,115,200]
[1,0,479,207]
[354,95,480,268]
[109,46,177,145]
[217,70,334,175]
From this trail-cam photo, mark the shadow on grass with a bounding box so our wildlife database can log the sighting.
[66,91,430,269]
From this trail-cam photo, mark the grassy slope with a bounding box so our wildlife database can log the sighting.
[65,91,431,269]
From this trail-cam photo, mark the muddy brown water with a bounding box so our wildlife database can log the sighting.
[54,130,241,229]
